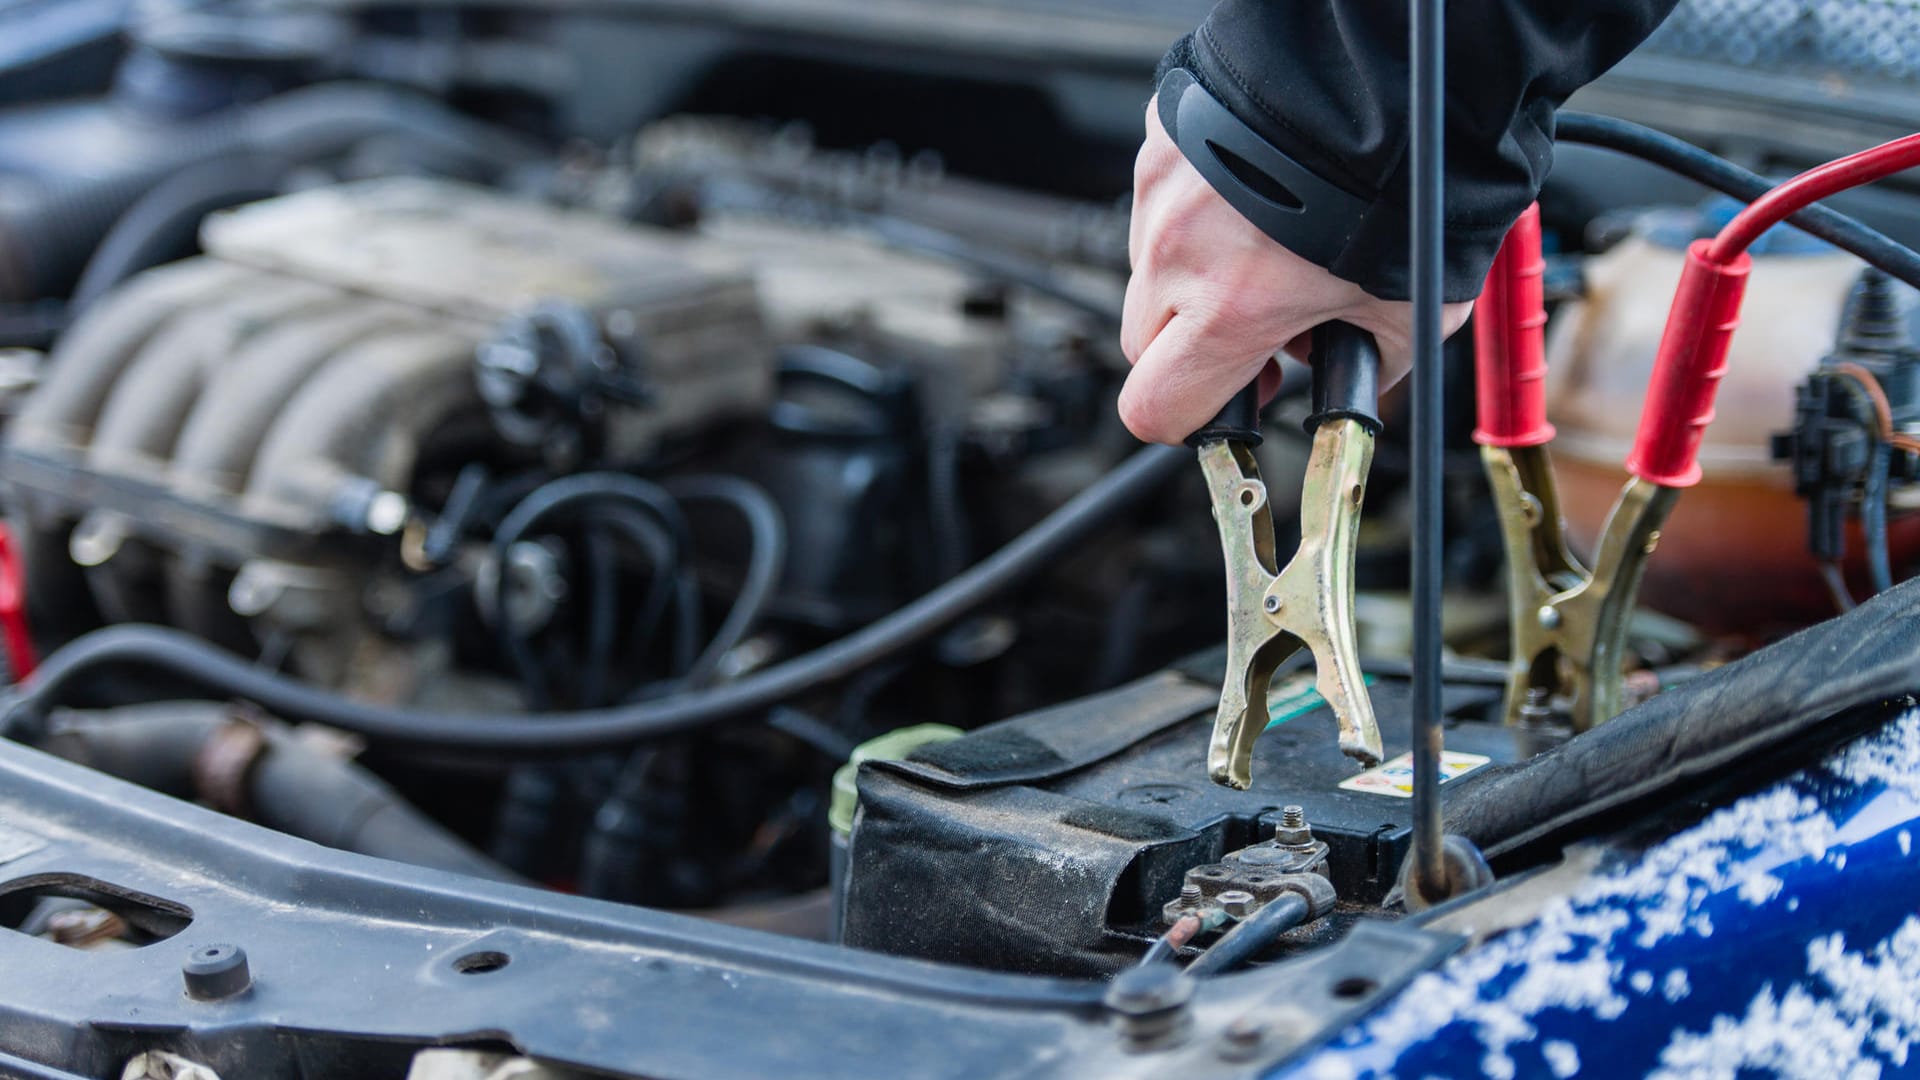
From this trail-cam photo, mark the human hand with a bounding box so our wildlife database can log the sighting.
[1119,98,1472,444]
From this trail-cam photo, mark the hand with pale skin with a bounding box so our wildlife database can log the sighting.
[1118,98,1473,445]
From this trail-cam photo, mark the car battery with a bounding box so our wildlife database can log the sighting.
[839,652,1519,977]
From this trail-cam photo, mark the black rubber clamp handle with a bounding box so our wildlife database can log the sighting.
[1186,382,1264,447]
[1305,322,1382,435]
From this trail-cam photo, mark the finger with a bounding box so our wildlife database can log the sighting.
[1256,356,1286,404]
[1118,312,1286,444]
[1279,331,1313,366]
[1120,269,1172,365]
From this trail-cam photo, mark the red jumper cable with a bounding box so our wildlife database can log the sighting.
[1478,134,1920,732]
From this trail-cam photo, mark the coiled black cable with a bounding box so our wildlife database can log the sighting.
[7,445,1188,753]
[489,473,692,708]
[1556,112,1920,292]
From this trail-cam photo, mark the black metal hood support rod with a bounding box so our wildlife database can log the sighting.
[1408,0,1446,903]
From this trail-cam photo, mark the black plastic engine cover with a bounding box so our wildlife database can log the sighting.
[841,657,1513,977]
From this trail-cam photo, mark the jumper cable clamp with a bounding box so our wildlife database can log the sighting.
[1195,322,1385,790]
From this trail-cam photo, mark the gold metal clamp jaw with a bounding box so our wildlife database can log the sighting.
[1195,323,1385,791]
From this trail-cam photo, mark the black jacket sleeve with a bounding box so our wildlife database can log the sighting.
[1159,1,1679,302]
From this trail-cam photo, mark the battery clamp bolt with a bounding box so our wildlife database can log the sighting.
[1273,804,1315,848]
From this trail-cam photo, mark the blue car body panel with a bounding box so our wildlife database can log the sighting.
[1281,703,1920,1080]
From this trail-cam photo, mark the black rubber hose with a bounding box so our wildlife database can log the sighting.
[0,300,65,348]
[765,706,858,760]
[8,445,1189,753]
[35,703,520,883]
[663,476,788,689]
[925,427,973,583]
[234,83,541,171]
[0,171,160,303]
[587,503,684,673]
[580,527,619,708]
[0,84,539,305]
[68,153,284,312]
[1182,893,1310,977]
[1555,112,1920,292]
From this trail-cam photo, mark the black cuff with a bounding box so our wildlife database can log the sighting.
[1154,35,1501,304]
[1155,67,1368,274]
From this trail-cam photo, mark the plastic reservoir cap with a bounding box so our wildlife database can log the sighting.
[829,724,964,837]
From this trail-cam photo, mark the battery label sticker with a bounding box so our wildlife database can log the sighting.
[1337,750,1491,798]
[1265,671,1378,730]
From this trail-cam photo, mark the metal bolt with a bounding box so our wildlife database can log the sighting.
[1105,963,1195,1051]
[1218,1015,1269,1062]
[1217,889,1257,918]
[1274,806,1314,848]
[1537,604,1562,630]
[1263,595,1281,614]
[1519,686,1554,724]
[1179,883,1203,908]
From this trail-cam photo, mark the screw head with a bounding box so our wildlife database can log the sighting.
[1536,605,1562,630]
[1263,595,1282,614]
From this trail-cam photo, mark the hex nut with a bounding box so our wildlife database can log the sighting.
[1216,889,1257,918]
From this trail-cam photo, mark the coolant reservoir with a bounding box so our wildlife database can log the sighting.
[1545,232,1920,634]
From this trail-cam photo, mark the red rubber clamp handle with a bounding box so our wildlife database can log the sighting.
[1472,204,1554,449]
[1626,240,1752,488]
[0,523,35,679]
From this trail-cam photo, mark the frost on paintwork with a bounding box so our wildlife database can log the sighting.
[1325,784,1835,1076]
[1653,917,1920,1077]
[1649,983,1878,1080]
[1832,710,1920,800]
[1541,1039,1580,1078]
[1289,704,1920,1080]
[1806,918,1920,1066]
